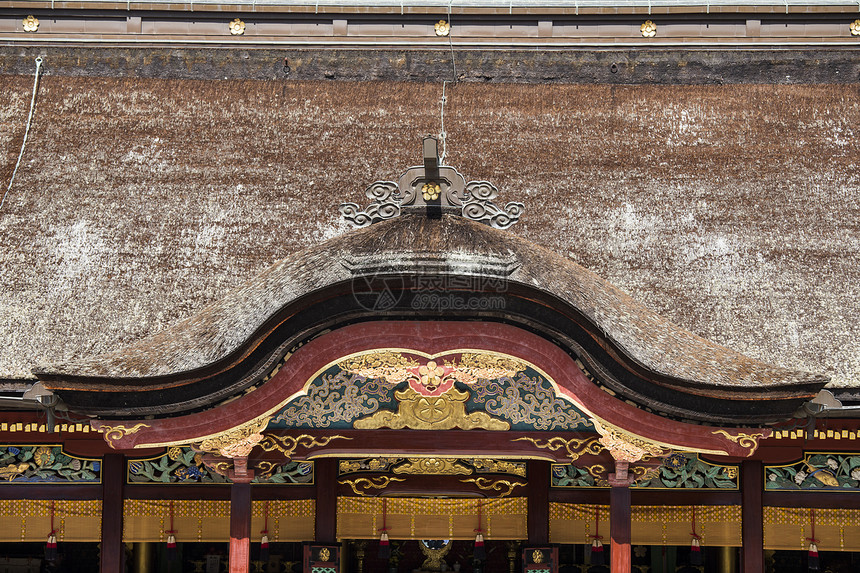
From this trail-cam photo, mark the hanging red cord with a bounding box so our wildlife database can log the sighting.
[378,498,391,559]
[474,500,486,560]
[589,508,604,565]
[260,501,270,561]
[45,501,58,561]
[806,509,820,571]
[690,506,702,565]
[166,501,178,561]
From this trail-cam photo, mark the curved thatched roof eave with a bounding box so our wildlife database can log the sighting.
[34,213,828,399]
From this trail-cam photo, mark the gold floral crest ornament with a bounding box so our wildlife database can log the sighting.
[22,15,39,32]
[421,182,441,201]
[435,20,451,37]
[229,18,246,36]
[640,20,657,38]
[851,20,860,36]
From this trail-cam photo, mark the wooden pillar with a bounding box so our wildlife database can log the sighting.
[229,480,252,573]
[315,458,338,543]
[741,460,764,573]
[609,482,631,573]
[100,453,125,573]
[527,460,550,544]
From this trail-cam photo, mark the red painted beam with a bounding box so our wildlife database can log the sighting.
[527,461,550,544]
[93,321,765,458]
[741,460,764,573]
[100,454,124,573]
[229,481,252,573]
[610,484,631,573]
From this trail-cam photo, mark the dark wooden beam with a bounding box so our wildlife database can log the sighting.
[100,454,125,573]
[229,481,252,573]
[527,460,549,545]
[315,459,337,544]
[741,460,763,573]
[610,484,631,573]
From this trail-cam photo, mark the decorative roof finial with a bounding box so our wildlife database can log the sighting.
[340,136,524,230]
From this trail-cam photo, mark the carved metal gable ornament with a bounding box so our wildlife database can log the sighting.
[340,136,524,230]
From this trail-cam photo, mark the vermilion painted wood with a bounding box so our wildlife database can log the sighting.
[229,482,252,573]
[610,485,632,573]
[741,460,764,573]
[527,461,550,544]
[100,454,125,573]
[92,321,762,456]
[315,459,337,544]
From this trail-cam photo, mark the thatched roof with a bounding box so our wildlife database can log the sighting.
[1,76,857,389]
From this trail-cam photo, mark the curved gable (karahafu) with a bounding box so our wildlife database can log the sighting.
[36,142,827,438]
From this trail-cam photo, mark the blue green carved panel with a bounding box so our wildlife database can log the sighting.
[551,453,738,490]
[0,445,101,483]
[127,447,313,484]
[766,453,860,491]
[268,356,592,433]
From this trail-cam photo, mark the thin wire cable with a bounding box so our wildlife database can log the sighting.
[439,0,456,165]
[1,56,44,213]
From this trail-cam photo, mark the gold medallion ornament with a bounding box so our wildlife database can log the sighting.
[640,20,657,38]
[421,182,441,201]
[434,20,451,37]
[22,15,39,32]
[229,18,245,35]
[533,549,545,563]
[850,19,860,36]
[354,386,509,430]
[319,547,331,562]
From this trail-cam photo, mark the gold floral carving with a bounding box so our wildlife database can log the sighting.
[339,476,406,496]
[319,548,331,562]
[512,436,604,462]
[592,420,669,463]
[338,352,418,383]
[471,459,527,477]
[194,416,271,458]
[354,387,509,431]
[392,458,472,475]
[451,353,527,382]
[460,477,525,498]
[257,434,352,461]
[711,430,766,455]
[339,457,401,475]
[100,423,151,449]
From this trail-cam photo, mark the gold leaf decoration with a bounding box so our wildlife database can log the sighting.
[100,423,151,448]
[194,416,271,458]
[711,430,766,455]
[22,15,39,32]
[461,477,525,498]
[229,18,245,35]
[640,20,657,37]
[434,20,451,37]
[392,458,472,475]
[513,436,603,462]
[339,476,405,496]
[257,434,352,461]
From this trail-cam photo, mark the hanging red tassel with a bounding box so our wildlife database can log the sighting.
[589,508,604,565]
[166,501,178,561]
[378,499,391,560]
[690,506,703,566]
[474,501,486,561]
[45,534,58,562]
[260,501,270,562]
[45,501,58,562]
[807,509,820,571]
